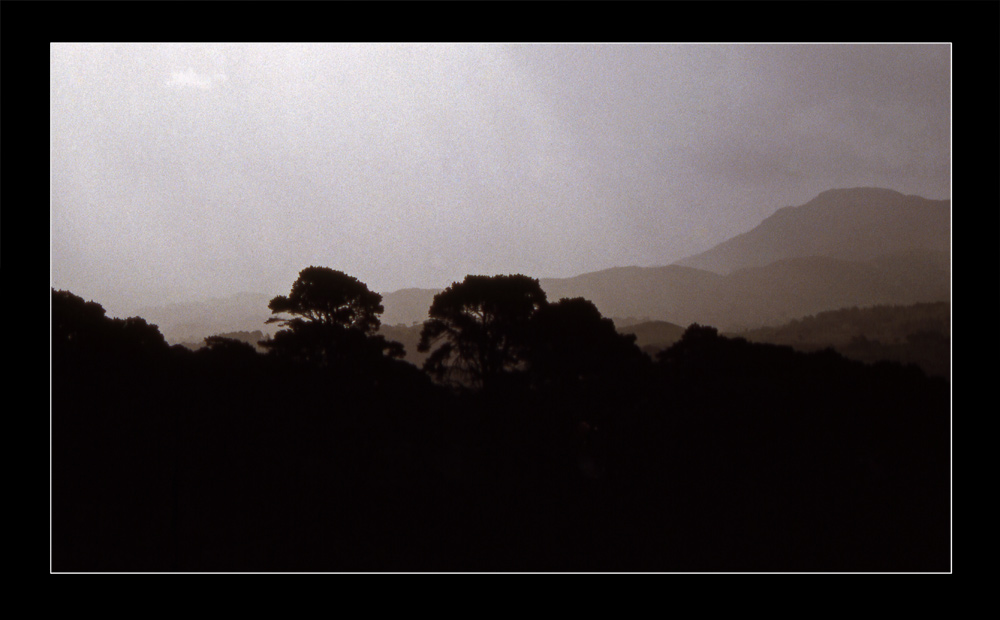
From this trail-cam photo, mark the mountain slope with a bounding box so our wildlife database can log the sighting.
[700,250,949,330]
[539,265,722,326]
[617,320,687,356]
[134,187,951,340]
[674,187,950,274]
[137,293,276,344]
[531,249,949,332]
[735,302,950,378]
[135,248,950,344]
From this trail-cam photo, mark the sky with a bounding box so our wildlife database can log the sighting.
[50,43,951,317]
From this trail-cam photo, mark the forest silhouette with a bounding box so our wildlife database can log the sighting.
[51,268,950,572]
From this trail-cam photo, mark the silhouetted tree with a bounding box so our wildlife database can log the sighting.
[51,282,949,571]
[262,267,403,366]
[267,267,384,334]
[202,335,259,356]
[526,297,648,387]
[656,323,723,368]
[52,288,169,359]
[418,274,547,389]
[52,289,108,343]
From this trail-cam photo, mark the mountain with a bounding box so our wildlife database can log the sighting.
[526,248,948,332]
[617,320,687,356]
[139,288,439,345]
[699,249,950,330]
[376,323,427,367]
[134,187,950,340]
[379,266,722,332]
[539,265,722,327]
[137,293,277,344]
[525,187,950,331]
[177,330,269,352]
[673,187,950,274]
[620,301,952,379]
[734,302,950,378]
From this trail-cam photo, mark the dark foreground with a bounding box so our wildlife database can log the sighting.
[52,305,949,572]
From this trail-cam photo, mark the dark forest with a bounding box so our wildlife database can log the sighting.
[51,267,950,572]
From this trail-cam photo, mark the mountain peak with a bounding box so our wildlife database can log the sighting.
[813,187,906,201]
[674,188,949,275]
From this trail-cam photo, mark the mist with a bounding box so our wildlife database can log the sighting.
[50,43,950,317]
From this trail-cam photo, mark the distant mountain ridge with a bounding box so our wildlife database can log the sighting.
[378,288,440,326]
[736,302,950,378]
[673,187,950,274]
[137,293,277,344]
[135,187,950,341]
[528,248,948,331]
[538,265,722,326]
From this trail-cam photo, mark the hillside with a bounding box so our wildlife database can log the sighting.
[539,265,722,327]
[381,188,951,330]
[699,249,950,330]
[139,288,438,345]
[616,320,686,356]
[529,249,949,332]
[137,293,277,344]
[141,248,949,344]
[376,323,427,367]
[673,187,950,274]
[178,330,268,352]
[53,286,951,571]
[133,187,951,340]
[734,302,950,378]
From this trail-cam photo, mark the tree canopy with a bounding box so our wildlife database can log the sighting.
[267,266,385,335]
[525,297,648,387]
[263,267,402,366]
[52,288,169,359]
[52,282,950,571]
[418,274,547,389]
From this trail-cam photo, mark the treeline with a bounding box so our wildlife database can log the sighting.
[51,269,950,572]
[736,302,950,378]
[178,330,267,352]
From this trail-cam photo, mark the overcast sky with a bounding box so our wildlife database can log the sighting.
[50,43,950,317]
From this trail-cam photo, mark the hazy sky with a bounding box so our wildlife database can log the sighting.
[50,43,950,317]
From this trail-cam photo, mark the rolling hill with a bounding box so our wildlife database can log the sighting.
[735,302,950,378]
[133,187,951,343]
[137,293,277,345]
[616,320,687,356]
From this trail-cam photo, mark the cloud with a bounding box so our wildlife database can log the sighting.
[164,67,226,90]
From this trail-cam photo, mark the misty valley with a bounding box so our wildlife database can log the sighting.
[51,188,951,572]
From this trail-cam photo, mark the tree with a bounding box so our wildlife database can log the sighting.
[266,266,384,335]
[418,274,547,389]
[52,288,169,358]
[52,288,111,350]
[525,297,647,387]
[263,267,402,365]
